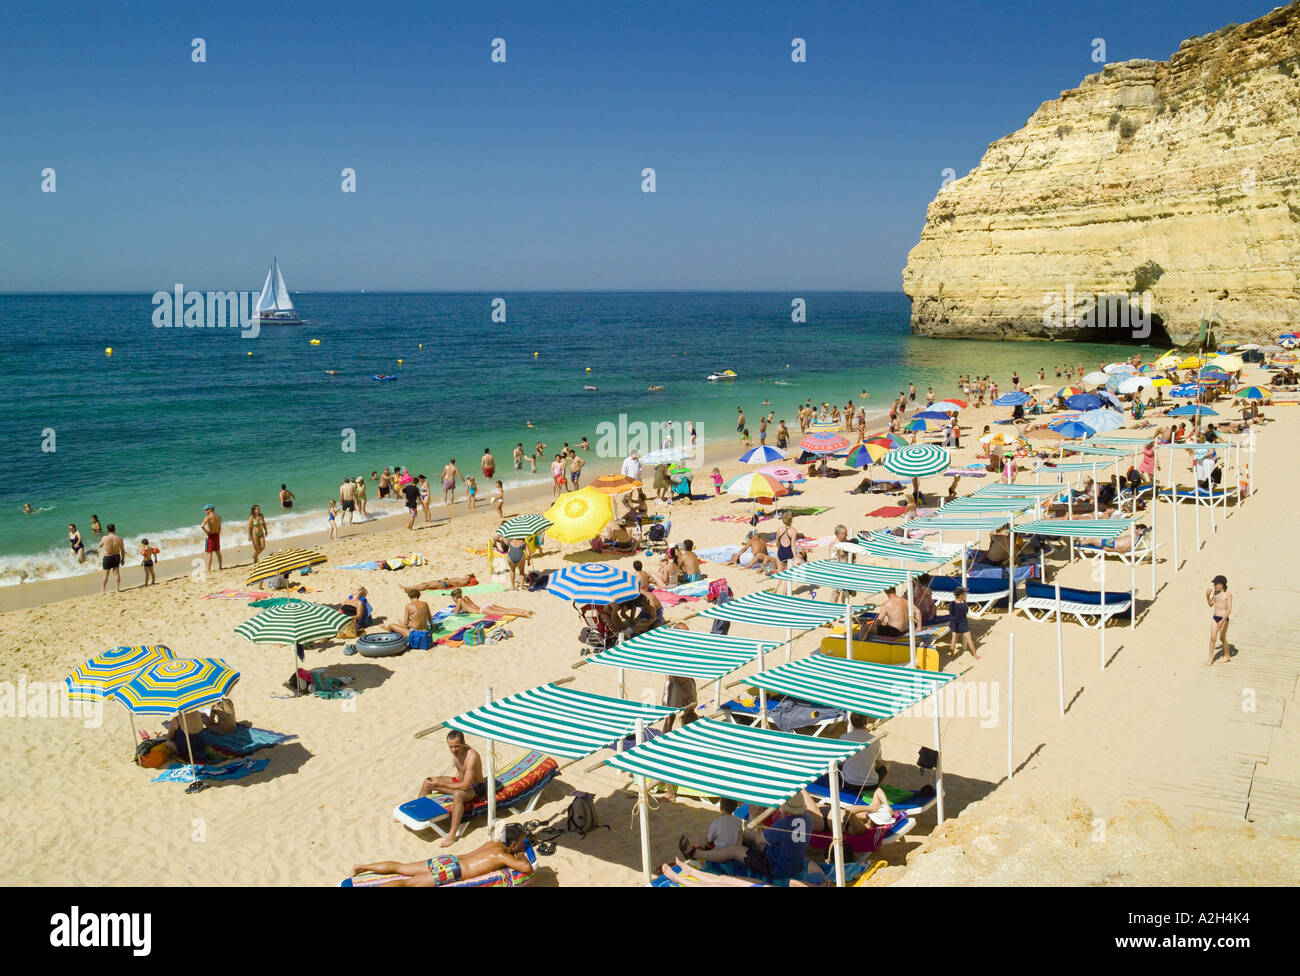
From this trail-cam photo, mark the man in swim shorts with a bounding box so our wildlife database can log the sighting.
[350,823,534,887]
[385,586,432,638]
[339,476,356,528]
[856,587,917,640]
[416,730,486,846]
[441,459,460,505]
[201,505,222,571]
[481,448,495,480]
[99,523,125,594]
[402,479,421,530]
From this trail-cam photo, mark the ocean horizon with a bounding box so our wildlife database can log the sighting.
[0,290,1143,585]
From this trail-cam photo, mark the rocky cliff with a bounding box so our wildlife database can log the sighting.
[902,3,1300,345]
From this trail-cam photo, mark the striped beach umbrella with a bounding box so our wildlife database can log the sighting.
[235,600,351,646]
[1233,386,1271,401]
[933,399,967,411]
[992,391,1030,406]
[65,644,175,703]
[739,445,786,464]
[759,464,807,483]
[881,444,950,477]
[1077,409,1125,433]
[587,474,642,495]
[543,487,615,544]
[1168,404,1218,417]
[496,513,552,539]
[245,547,327,587]
[799,431,850,454]
[723,471,786,499]
[844,443,886,468]
[866,433,907,450]
[903,417,943,432]
[108,657,241,718]
[913,410,953,421]
[807,419,841,433]
[1055,386,1085,398]
[1103,362,1136,375]
[546,563,641,605]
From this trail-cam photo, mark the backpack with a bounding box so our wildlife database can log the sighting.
[565,791,607,836]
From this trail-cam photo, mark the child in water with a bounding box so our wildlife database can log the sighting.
[327,500,338,539]
[466,477,478,512]
[139,538,159,585]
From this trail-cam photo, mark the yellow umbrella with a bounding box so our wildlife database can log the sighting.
[1176,356,1205,369]
[1151,351,1180,369]
[543,487,615,544]
[587,474,642,496]
[1150,378,1173,388]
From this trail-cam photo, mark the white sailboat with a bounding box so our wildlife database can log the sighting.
[255,257,302,325]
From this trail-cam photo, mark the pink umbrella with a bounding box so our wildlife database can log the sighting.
[760,464,807,483]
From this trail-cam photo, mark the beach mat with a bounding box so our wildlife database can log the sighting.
[782,506,830,516]
[201,589,272,600]
[338,561,384,570]
[152,759,270,784]
[864,505,906,518]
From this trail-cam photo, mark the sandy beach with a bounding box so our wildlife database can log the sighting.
[1,361,1296,888]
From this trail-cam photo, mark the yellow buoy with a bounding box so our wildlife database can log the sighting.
[309,338,321,345]
[418,344,423,349]
[247,351,253,357]
[534,351,538,358]
[586,367,591,373]
[397,359,403,365]
[105,347,113,356]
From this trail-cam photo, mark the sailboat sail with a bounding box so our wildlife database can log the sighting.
[256,258,296,315]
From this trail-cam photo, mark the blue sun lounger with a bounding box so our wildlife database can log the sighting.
[393,751,559,838]
[1013,581,1132,629]
[927,574,1011,616]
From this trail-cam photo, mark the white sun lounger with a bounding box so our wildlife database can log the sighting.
[1013,586,1132,630]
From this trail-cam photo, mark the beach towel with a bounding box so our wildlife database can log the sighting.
[199,727,297,759]
[668,579,713,598]
[798,535,838,551]
[710,515,753,523]
[697,545,742,563]
[152,759,270,783]
[865,505,906,518]
[337,561,384,571]
[651,589,697,606]
[201,589,271,600]
[783,506,830,516]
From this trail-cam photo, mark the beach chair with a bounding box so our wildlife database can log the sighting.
[927,574,1010,616]
[1157,486,1239,505]
[718,694,845,737]
[1013,581,1132,630]
[342,841,538,887]
[1073,528,1158,568]
[805,778,938,819]
[393,751,559,838]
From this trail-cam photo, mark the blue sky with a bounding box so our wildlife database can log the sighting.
[0,0,1278,292]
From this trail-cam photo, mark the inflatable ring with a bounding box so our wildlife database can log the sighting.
[357,632,408,657]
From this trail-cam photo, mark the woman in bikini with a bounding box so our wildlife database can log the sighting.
[449,587,534,618]
[247,504,268,562]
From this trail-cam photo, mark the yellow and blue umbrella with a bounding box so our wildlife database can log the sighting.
[65,644,175,703]
[108,657,240,718]
[1234,386,1271,401]
[544,487,616,544]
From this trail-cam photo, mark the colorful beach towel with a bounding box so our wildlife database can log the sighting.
[201,589,272,600]
[652,589,697,606]
[199,727,297,758]
[696,545,742,563]
[783,506,830,516]
[668,578,713,598]
[152,759,270,783]
[864,505,906,518]
[337,561,384,571]
[798,535,838,551]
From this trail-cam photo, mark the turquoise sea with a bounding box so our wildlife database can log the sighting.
[0,291,1143,584]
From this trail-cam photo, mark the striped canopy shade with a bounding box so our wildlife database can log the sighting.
[108,657,240,717]
[739,445,786,464]
[723,471,786,499]
[882,444,950,477]
[65,644,175,702]
[605,719,866,808]
[1012,517,1137,539]
[445,683,676,759]
[799,431,850,454]
[587,474,642,495]
[807,419,841,433]
[545,563,641,605]
[773,560,921,594]
[245,548,328,586]
[852,531,951,564]
[543,488,615,543]
[586,628,775,681]
[992,391,1031,406]
[936,494,1038,514]
[748,654,956,721]
[974,483,1064,498]
[905,513,1014,532]
[234,600,351,645]
[699,591,852,629]
[1068,444,1139,457]
[496,513,552,539]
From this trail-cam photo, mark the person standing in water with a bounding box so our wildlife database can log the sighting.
[68,523,86,563]
[100,523,125,594]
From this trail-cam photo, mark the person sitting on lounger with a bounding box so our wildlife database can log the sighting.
[449,587,535,618]
[1076,524,1148,552]
[416,730,487,847]
[351,822,534,887]
[855,587,918,639]
[338,587,374,629]
[385,587,433,638]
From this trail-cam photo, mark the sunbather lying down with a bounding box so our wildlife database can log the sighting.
[659,859,796,887]
[413,574,478,591]
[450,588,535,618]
[1075,524,1148,551]
[351,824,533,887]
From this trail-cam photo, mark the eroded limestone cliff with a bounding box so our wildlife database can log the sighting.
[903,3,1300,344]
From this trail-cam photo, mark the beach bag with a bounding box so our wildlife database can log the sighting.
[564,791,608,837]
[407,629,432,650]
[136,739,168,768]
[463,626,486,646]
[707,580,730,603]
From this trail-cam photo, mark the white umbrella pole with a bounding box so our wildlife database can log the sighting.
[617,668,626,700]
[1150,470,1158,597]
[634,718,652,887]
[1055,583,1064,718]
[1007,517,1016,610]
[961,542,968,590]
[1099,555,1107,670]
[1169,457,1179,569]
[785,627,792,665]
[759,688,768,729]
[1007,633,1015,779]
[844,603,853,661]
[485,687,498,833]
[907,580,916,668]
[828,760,846,888]
[933,697,944,824]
